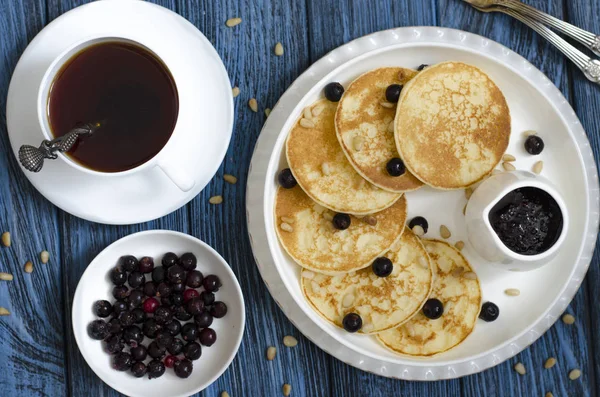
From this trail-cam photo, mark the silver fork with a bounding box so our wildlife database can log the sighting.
[465,0,600,57]
[471,4,600,85]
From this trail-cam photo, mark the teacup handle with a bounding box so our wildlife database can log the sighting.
[157,158,195,192]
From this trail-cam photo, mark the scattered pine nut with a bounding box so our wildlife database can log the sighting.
[387,121,395,133]
[221,392,231,397]
[0,272,13,281]
[280,223,293,232]
[312,104,325,117]
[248,98,258,112]
[514,362,526,375]
[24,261,33,274]
[412,225,424,237]
[463,271,477,280]
[266,346,277,361]
[283,335,298,347]
[303,108,312,120]
[503,154,516,162]
[282,384,291,396]
[300,118,315,129]
[1,232,10,247]
[464,188,473,200]
[568,369,581,380]
[544,357,556,369]
[533,161,543,174]
[274,42,284,56]
[545,393,553,397]
[562,313,575,325]
[504,288,520,296]
[280,216,294,224]
[503,162,516,171]
[379,101,394,109]
[451,267,465,277]
[223,174,238,184]
[40,250,50,264]
[523,130,537,137]
[363,216,377,226]
[265,108,271,117]
[209,195,223,205]
[454,241,465,251]
[225,17,242,27]
[0,307,9,316]
[231,86,240,97]
[352,136,364,152]
[440,225,451,239]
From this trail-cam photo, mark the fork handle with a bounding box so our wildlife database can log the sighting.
[500,0,600,57]
[502,8,600,85]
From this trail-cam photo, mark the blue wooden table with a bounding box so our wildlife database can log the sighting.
[0,0,599,396]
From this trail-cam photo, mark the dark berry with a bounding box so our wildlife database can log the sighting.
[156,330,174,348]
[143,281,157,297]
[200,291,215,306]
[94,300,112,317]
[385,84,403,103]
[143,318,161,339]
[333,213,351,230]
[408,216,429,234]
[170,293,184,307]
[174,358,193,379]
[160,294,173,306]
[154,306,172,324]
[118,311,136,327]
[110,267,127,286]
[123,325,143,346]
[161,252,179,268]
[107,318,122,334]
[131,308,146,324]
[422,298,444,319]
[112,300,128,314]
[324,82,344,102]
[147,341,166,359]
[198,328,217,346]
[156,282,172,298]
[147,359,165,379]
[210,302,228,318]
[88,320,109,340]
[104,334,124,354]
[417,64,428,71]
[186,297,205,316]
[174,305,192,321]
[372,257,393,277]
[386,158,406,177]
[164,320,182,336]
[112,285,129,300]
[179,253,197,271]
[168,338,184,355]
[167,265,186,284]
[120,255,138,272]
[186,270,204,288]
[524,135,544,155]
[181,323,198,342]
[479,302,500,322]
[138,256,154,273]
[164,355,178,368]
[183,289,200,302]
[195,311,213,328]
[143,297,159,314]
[127,289,144,308]
[131,345,148,362]
[342,313,362,333]
[127,271,145,289]
[171,282,185,293]
[152,267,166,283]
[202,275,222,293]
[277,168,297,189]
[131,362,147,378]
[113,352,133,371]
[184,342,202,360]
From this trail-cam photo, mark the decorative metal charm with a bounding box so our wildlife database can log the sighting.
[18,122,102,173]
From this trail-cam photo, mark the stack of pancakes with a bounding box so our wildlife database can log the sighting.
[275,62,510,356]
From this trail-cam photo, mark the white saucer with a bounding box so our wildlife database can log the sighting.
[247,27,600,380]
[6,0,233,225]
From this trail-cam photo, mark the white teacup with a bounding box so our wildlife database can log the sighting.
[465,170,568,271]
[37,37,195,192]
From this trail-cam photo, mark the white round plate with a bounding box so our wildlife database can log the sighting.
[6,0,233,225]
[72,230,245,397]
[246,27,600,380]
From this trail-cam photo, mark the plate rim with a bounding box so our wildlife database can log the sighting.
[246,26,600,380]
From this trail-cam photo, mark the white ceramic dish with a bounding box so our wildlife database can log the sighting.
[246,27,600,380]
[6,0,233,224]
[72,230,245,397]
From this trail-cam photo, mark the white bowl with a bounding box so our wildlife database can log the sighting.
[72,230,245,397]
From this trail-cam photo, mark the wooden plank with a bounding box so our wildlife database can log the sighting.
[440,0,594,396]
[0,0,68,396]
[179,0,331,396]
[303,1,458,396]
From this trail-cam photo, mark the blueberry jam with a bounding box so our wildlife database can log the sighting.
[488,187,563,255]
